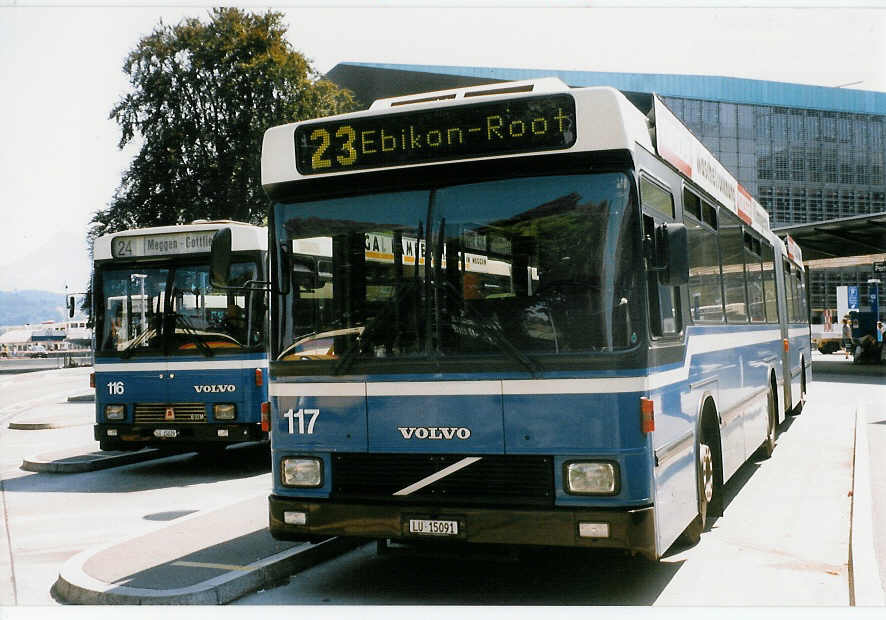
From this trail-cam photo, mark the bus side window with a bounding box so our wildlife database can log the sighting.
[791,269,803,323]
[684,192,724,323]
[762,240,779,324]
[718,209,748,323]
[797,268,809,324]
[783,260,796,322]
[641,176,681,339]
[744,232,765,323]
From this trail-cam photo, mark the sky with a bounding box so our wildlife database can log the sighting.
[1,1,885,294]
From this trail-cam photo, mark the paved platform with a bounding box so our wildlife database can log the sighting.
[54,496,363,604]
[7,401,94,431]
[811,350,886,376]
[11,376,881,605]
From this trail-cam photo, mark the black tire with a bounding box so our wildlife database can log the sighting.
[791,359,807,416]
[679,421,716,545]
[760,382,777,459]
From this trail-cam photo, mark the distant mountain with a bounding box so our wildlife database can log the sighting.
[0,290,68,327]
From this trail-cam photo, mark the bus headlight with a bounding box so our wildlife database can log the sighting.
[105,404,125,421]
[565,461,618,495]
[282,457,323,487]
[213,403,236,420]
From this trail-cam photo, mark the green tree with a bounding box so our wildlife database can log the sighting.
[88,7,356,242]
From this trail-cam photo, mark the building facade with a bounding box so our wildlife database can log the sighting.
[326,63,886,320]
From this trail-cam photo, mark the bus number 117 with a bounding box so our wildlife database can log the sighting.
[284,408,320,434]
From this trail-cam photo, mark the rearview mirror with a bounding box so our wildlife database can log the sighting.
[67,296,76,318]
[655,222,689,286]
[210,228,232,288]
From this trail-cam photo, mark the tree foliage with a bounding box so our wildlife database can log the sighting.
[89,8,357,242]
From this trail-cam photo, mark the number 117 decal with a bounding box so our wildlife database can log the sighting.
[283,408,320,434]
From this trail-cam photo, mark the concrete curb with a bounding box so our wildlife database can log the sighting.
[6,393,93,429]
[21,448,164,473]
[8,421,64,430]
[850,403,886,606]
[67,394,95,403]
[54,535,363,604]
[812,360,886,376]
[0,367,53,375]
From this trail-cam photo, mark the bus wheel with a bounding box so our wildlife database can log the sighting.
[792,358,807,416]
[679,431,715,545]
[760,383,777,459]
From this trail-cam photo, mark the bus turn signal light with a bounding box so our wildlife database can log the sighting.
[255,368,263,387]
[90,372,95,389]
[641,397,655,434]
[783,338,790,352]
[261,401,270,432]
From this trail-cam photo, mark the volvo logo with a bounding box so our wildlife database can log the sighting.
[397,426,471,440]
[193,384,237,393]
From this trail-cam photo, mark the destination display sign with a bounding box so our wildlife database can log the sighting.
[112,230,216,258]
[294,94,577,175]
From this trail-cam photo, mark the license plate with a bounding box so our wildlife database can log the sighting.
[408,519,459,536]
[153,429,178,438]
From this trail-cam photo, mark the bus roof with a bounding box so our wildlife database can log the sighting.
[262,78,778,244]
[93,220,266,261]
[262,82,651,188]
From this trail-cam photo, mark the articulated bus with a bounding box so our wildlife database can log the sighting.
[221,78,810,559]
[92,221,269,455]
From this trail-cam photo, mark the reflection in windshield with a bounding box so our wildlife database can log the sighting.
[275,173,641,369]
[99,261,263,354]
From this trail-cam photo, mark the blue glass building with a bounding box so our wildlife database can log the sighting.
[326,62,886,318]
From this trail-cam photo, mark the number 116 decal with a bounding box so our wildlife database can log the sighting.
[283,408,320,434]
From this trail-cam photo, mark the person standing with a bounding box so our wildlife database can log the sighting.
[841,318,853,359]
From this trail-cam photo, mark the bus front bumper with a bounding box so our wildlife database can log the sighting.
[95,423,266,446]
[269,496,656,559]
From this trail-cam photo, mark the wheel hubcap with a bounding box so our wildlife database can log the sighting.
[700,443,713,503]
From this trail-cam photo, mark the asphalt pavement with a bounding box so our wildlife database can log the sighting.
[5,360,883,605]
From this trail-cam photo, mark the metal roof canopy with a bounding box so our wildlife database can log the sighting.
[772,212,886,262]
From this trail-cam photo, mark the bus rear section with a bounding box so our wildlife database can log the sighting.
[91,222,269,452]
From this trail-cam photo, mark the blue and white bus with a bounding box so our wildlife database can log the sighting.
[92,221,269,454]
[235,79,809,559]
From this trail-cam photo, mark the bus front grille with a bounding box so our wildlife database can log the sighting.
[134,403,207,424]
[331,453,554,507]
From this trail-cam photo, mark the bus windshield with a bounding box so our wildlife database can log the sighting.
[274,172,642,370]
[98,260,264,355]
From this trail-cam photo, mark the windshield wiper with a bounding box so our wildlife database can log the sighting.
[436,279,543,377]
[172,312,215,358]
[118,327,156,359]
